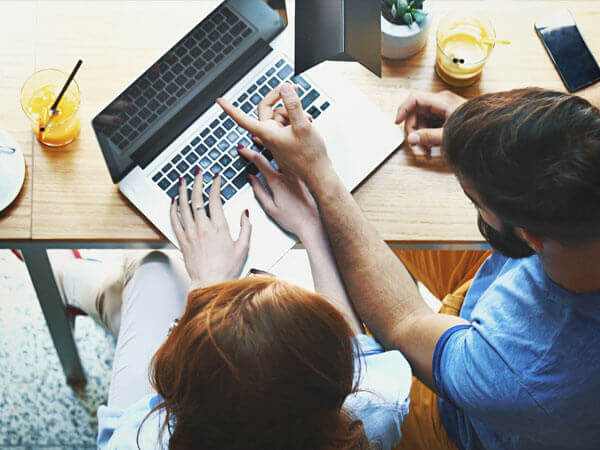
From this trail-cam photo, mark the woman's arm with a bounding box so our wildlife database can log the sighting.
[300,224,364,335]
[242,147,363,335]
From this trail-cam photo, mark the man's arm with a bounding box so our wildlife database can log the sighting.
[307,159,469,390]
[216,85,469,391]
[240,147,364,335]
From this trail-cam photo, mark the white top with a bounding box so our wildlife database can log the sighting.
[97,334,413,450]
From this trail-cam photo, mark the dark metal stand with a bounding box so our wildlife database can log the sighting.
[20,246,86,387]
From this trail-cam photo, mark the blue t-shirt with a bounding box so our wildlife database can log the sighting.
[433,253,600,450]
[98,334,412,450]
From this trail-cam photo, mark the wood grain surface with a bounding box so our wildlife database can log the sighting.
[0,2,35,239]
[0,1,597,242]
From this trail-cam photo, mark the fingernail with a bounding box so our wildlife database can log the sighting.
[408,133,420,145]
[213,172,219,179]
[171,197,175,204]
[194,167,200,176]
[281,83,293,95]
[237,143,244,150]
[395,119,400,124]
[251,135,255,139]
[178,177,183,185]
[244,209,249,218]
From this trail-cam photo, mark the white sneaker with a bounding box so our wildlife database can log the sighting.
[54,250,190,338]
[58,257,128,337]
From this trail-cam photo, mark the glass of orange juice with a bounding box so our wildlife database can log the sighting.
[20,69,81,147]
[435,12,496,87]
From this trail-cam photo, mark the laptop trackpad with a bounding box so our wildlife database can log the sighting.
[313,112,352,188]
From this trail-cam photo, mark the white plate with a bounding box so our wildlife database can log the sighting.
[0,129,26,212]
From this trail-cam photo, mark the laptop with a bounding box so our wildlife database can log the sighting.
[92,0,404,273]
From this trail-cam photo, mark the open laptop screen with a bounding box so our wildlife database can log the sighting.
[92,0,284,183]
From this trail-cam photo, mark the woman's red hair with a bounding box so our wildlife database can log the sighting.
[139,276,367,449]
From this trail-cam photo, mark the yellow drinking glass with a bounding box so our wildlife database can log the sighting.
[435,12,496,87]
[20,69,81,147]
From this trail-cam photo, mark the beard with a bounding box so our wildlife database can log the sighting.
[478,213,536,259]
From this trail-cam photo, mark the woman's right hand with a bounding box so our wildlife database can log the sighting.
[238,147,322,242]
[169,170,252,290]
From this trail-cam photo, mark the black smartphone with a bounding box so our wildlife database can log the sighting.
[535,10,600,92]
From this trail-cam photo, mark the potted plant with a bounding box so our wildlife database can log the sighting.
[381,0,432,59]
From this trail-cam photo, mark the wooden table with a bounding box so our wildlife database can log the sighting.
[1,0,599,384]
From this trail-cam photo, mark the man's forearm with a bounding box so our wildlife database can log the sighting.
[306,161,430,347]
[306,161,470,389]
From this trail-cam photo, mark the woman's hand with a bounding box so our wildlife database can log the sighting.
[240,147,364,335]
[239,147,322,242]
[169,169,252,290]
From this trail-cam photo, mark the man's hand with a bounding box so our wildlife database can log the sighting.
[216,83,331,187]
[395,90,466,154]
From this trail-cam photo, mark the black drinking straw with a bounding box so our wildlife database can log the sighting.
[39,59,83,133]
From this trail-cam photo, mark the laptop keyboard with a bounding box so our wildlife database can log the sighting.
[151,57,332,211]
[106,5,253,150]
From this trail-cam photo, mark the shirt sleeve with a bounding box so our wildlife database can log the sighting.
[433,325,547,433]
[344,334,413,450]
[97,394,165,450]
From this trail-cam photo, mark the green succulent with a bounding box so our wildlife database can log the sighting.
[382,0,427,26]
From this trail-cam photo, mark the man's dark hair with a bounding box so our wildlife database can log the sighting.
[443,87,600,247]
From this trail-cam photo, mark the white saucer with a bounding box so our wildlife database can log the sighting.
[0,129,26,212]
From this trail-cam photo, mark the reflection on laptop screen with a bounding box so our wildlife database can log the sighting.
[93,3,260,182]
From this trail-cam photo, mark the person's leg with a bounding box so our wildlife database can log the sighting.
[107,252,190,410]
[394,377,456,450]
[392,250,488,450]
[394,250,492,300]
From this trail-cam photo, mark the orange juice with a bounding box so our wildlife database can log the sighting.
[435,13,495,87]
[21,69,81,147]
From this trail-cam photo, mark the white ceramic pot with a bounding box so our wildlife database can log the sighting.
[381,5,432,59]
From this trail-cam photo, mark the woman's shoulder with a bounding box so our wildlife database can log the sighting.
[352,334,412,401]
[345,334,413,450]
[98,394,167,450]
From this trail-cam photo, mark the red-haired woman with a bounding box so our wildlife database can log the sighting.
[63,152,411,449]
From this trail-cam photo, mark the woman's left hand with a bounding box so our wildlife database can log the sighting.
[169,170,252,289]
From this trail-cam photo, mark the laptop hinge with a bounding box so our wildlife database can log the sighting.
[133,38,273,169]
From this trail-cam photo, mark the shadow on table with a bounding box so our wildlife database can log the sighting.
[402,142,453,174]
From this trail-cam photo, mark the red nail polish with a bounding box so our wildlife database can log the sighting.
[195,167,200,176]
[171,197,175,204]
[213,172,219,179]
[178,177,183,185]
[237,143,244,150]
[251,135,255,139]
[244,209,249,218]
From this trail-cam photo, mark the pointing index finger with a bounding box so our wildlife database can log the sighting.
[216,97,264,136]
